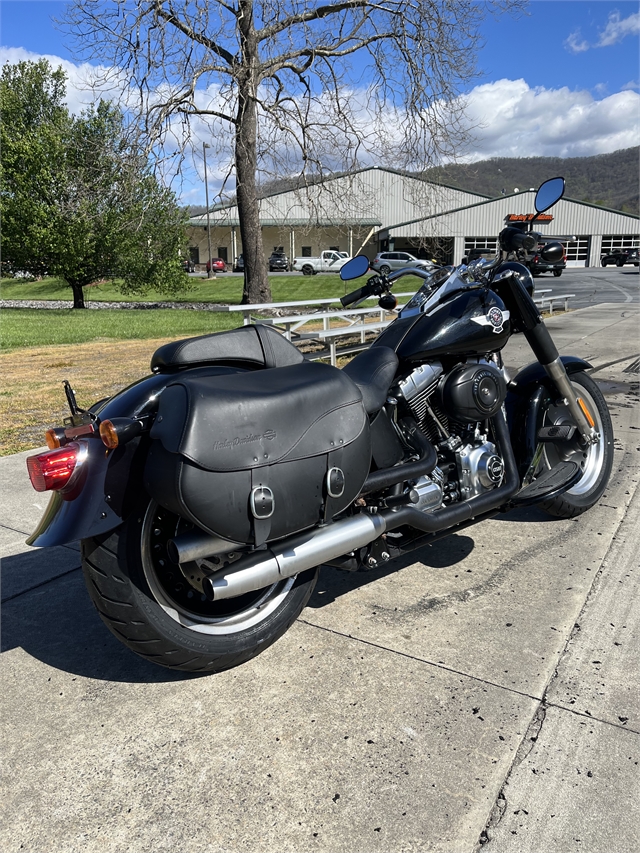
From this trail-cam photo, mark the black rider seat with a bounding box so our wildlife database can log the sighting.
[341,346,399,414]
[151,324,305,372]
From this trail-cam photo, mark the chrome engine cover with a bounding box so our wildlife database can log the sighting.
[456,439,504,499]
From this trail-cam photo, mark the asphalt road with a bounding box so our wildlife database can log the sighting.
[1,303,639,853]
[535,266,639,309]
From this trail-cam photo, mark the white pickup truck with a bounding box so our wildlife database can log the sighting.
[291,250,351,275]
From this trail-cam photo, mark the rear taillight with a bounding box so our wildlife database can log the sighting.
[27,443,81,492]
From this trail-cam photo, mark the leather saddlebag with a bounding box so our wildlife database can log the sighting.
[144,361,371,544]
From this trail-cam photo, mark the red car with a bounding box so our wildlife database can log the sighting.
[206,258,227,273]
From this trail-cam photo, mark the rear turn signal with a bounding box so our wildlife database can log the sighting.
[27,443,80,492]
[99,417,144,449]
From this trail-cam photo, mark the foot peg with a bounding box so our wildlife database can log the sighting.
[537,424,576,442]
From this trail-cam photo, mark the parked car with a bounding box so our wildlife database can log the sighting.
[206,258,227,273]
[526,243,566,277]
[268,252,289,272]
[370,251,434,274]
[181,258,195,273]
[233,254,244,273]
[601,249,639,267]
[291,250,351,275]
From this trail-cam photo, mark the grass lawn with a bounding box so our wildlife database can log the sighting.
[0,274,398,305]
[0,308,243,350]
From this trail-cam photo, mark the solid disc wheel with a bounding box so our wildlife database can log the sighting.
[538,371,614,518]
[81,499,318,673]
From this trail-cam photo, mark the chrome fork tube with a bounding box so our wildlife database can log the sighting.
[542,358,599,444]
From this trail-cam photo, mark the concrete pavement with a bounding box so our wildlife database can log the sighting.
[1,304,639,853]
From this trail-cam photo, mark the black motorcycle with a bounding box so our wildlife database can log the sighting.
[26,178,613,673]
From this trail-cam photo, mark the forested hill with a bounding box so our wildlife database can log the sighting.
[423,147,639,214]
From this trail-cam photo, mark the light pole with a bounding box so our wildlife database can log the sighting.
[203,142,214,279]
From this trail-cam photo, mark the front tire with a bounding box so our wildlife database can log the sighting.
[81,498,318,673]
[538,372,613,518]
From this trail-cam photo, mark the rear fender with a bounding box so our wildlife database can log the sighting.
[27,372,171,547]
[505,356,593,477]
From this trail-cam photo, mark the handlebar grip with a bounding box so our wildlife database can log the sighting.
[340,284,371,307]
[500,227,537,253]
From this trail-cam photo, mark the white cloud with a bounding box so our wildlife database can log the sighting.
[0,46,122,115]
[621,80,640,91]
[565,30,589,53]
[597,11,640,47]
[564,11,640,52]
[459,78,640,161]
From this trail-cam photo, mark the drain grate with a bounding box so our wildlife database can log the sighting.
[623,358,640,374]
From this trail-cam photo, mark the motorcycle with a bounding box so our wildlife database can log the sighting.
[25,178,613,673]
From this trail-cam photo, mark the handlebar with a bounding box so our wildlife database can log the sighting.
[500,227,537,253]
[340,283,374,308]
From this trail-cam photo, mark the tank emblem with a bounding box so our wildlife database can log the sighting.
[472,308,510,334]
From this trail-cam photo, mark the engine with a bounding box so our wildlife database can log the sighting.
[396,358,507,505]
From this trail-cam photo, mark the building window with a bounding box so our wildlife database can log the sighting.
[188,246,200,264]
[464,238,498,254]
[301,246,312,257]
[601,235,640,252]
[564,236,589,262]
[217,247,228,262]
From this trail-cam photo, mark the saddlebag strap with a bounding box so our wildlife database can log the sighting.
[323,445,345,523]
[250,467,274,546]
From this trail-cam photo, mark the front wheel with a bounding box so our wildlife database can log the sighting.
[538,372,614,518]
[81,499,318,673]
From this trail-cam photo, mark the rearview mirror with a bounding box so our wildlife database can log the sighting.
[535,177,565,213]
[340,255,370,281]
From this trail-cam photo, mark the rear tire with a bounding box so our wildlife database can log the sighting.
[379,265,391,275]
[538,372,613,518]
[81,498,318,673]
[302,265,314,276]
[553,269,562,277]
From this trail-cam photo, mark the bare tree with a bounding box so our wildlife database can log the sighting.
[63,0,522,303]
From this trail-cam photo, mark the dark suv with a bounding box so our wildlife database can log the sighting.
[601,249,639,267]
[268,252,289,272]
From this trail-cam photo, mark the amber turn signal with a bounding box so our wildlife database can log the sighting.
[99,417,144,449]
[45,427,66,449]
[99,419,120,449]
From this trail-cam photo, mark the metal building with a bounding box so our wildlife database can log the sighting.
[186,168,639,269]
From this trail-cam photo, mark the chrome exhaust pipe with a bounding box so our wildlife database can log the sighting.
[202,512,387,601]
[167,530,238,565]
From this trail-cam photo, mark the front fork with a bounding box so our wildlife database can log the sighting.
[505,275,599,445]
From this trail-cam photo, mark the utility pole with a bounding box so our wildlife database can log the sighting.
[203,142,214,279]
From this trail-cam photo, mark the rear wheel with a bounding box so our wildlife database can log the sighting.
[553,269,562,277]
[379,264,391,275]
[302,265,315,276]
[538,372,613,518]
[81,498,318,673]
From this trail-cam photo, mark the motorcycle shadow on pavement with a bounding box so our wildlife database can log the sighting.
[1,564,191,684]
[308,531,476,608]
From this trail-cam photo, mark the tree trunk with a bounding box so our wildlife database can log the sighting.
[236,0,271,305]
[70,281,86,309]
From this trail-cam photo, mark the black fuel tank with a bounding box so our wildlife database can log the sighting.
[377,289,510,362]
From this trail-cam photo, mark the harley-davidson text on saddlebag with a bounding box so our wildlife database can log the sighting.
[144,361,371,545]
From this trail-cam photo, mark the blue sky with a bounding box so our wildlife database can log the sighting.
[1,1,638,203]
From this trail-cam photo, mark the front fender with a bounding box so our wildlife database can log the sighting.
[505,356,593,477]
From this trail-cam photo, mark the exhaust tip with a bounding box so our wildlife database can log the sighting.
[166,539,181,565]
[202,576,215,601]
